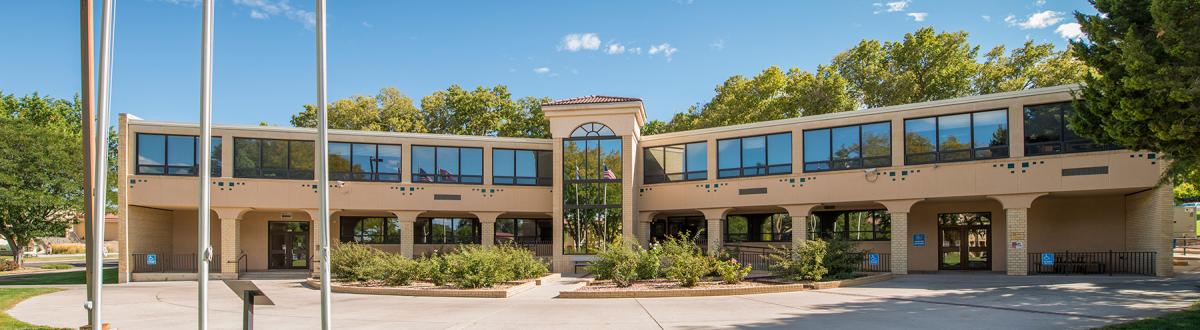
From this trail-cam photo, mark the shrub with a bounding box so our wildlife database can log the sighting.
[50,243,86,255]
[40,264,72,270]
[495,245,549,280]
[588,242,639,287]
[713,259,751,284]
[634,246,662,280]
[376,254,420,286]
[666,253,712,287]
[445,245,519,289]
[822,238,861,280]
[418,255,452,286]
[330,243,385,282]
[0,260,18,271]
[767,239,829,282]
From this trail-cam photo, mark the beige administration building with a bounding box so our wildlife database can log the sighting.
[115,85,1174,282]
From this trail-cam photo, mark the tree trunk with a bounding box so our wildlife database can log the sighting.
[7,237,23,268]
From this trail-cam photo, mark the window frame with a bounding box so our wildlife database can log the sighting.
[411,145,484,185]
[135,133,222,177]
[643,140,707,184]
[802,121,892,173]
[414,217,482,244]
[338,217,403,244]
[492,148,552,186]
[562,134,623,255]
[904,109,1010,165]
[807,209,892,242]
[1022,101,1118,156]
[716,132,793,179]
[724,213,793,243]
[328,142,403,182]
[494,218,553,244]
[232,137,315,180]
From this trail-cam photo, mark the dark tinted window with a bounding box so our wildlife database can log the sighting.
[1024,102,1115,155]
[329,142,402,182]
[804,122,891,172]
[232,138,314,179]
[493,149,551,185]
[338,217,402,244]
[136,133,221,176]
[644,142,706,184]
[412,146,483,184]
[717,133,791,178]
[415,218,480,244]
[905,109,1009,164]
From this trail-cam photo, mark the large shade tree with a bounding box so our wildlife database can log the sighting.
[1069,0,1200,185]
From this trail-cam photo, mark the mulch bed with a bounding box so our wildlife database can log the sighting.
[579,278,772,292]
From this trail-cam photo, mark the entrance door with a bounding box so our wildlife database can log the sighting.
[268,221,310,270]
[938,213,991,270]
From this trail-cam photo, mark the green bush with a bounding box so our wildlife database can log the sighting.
[418,255,452,286]
[822,238,861,280]
[437,245,549,289]
[666,253,712,287]
[330,243,385,282]
[495,245,549,280]
[376,254,420,286]
[588,242,640,287]
[767,239,829,282]
[634,246,662,280]
[713,259,751,284]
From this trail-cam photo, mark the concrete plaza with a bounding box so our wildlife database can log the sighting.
[11,272,1200,329]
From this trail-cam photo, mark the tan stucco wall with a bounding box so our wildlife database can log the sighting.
[1175,207,1197,238]
[168,210,222,255]
[906,200,1007,272]
[1028,195,1126,252]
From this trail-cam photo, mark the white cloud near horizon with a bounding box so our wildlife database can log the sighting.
[560,33,602,52]
[981,15,991,22]
[1011,10,1063,29]
[907,12,927,22]
[873,0,911,14]
[161,0,315,29]
[605,43,627,55]
[648,43,678,61]
[1056,23,1085,39]
[533,67,551,75]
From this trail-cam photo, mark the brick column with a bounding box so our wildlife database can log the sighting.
[474,212,502,248]
[1005,208,1029,276]
[391,211,422,258]
[890,212,909,275]
[637,212,655,247]
[1125,183,1174,276]
[699,208,729,256]
[214,208,247,277]
[782,204,818,250]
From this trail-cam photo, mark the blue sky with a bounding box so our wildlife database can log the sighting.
[0,0,1095,127]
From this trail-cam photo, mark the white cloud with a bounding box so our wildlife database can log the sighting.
[630,47,643,55]
[1004,14,1017,25]
[1055,23,1085,39]
[907,12,928,22]
[232,0,316,29]
[873,1,910,14]
[361,21,372,28]
[1036,0,1047,6]
[560,33,601,52]
[533,67,551,75]
[709,38,725,51]
[1011,10,1063,29]
[249,10,268,20]
[648,43,678,61]
[981,15,991,22]
[605,43,626,55]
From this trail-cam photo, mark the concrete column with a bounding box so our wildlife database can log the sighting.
[214,208,247,277]
[1124,183,1174,276]
[879,199,922,275]
[699,208,729,255]
[390,211,422,258]
[637,212,655,247]
[1005,208,1029,276]
[474,212,502,248]
[782,204,818,250]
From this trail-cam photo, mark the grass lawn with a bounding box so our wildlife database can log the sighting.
[0,254,116,263]
[0,268,116,286]
[0,288,65,329]
[1102,302,1200,329]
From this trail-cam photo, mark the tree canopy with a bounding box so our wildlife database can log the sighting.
[646,27,1091,135]
[291,85,551,138]
[1069,0,1200,186]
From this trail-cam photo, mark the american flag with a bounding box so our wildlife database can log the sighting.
[602,165,617,180]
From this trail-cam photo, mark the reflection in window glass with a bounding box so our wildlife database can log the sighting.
[718,133,791,178]
[644,142,706,184]
[803,130,831,172]
[415,218,480,244]
[563,135,623,255]
[329,142,401,182]
[232,138,314,179]
[861,122,891,167]
[725,213,791,243]
[1024,102,1113,155]
[136,134,223,176]
[806,123,891,172]
[338,217,402,244]
[495,219,552,244]
[904,118,937,164]
[906,110,1009,164]
[685,142,706,180]
[808,210,891,241]
[717,139,740,178]
[412,146,481,184]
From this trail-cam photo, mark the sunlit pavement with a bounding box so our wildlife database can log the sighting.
[10,272,1200,329]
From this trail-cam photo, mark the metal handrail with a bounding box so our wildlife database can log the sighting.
[237,251,248,274]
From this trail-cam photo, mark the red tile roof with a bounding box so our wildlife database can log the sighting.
[543,95,642,106]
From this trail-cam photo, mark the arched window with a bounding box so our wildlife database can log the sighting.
[570,123,615,137]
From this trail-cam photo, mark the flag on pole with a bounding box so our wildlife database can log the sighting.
[602,165,616,180]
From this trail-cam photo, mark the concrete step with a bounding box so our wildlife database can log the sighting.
[239,271,311,280]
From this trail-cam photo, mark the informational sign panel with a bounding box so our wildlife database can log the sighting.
[868,253,880,266]
[1041,253,1055,266]
[147,253,157,266]
[912,233,926,247]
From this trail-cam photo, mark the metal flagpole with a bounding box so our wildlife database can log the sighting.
[197,0,215,328]
[78,0,96,328]
[315,0,333,328]
[88,0,116,328]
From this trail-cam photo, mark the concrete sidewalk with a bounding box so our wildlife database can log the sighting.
[10,273,1200,329]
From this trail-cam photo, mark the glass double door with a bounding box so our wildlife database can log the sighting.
[268,221,310,270]
[938,213,992,271]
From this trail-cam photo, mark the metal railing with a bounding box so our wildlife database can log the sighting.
[1174,238,1200,255]
[237,252,248,274]
[1027,251,1156,276]
[724,244,774,271]
[131,253,220,273]
[851,252,891,272]
[513,242,553,257]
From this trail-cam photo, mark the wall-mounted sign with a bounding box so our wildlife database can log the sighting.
[913,233,926,247]
[1011,240,1025,250]
[868,253,880,266]
[1041,252,1055,266]
[147,253,157,266]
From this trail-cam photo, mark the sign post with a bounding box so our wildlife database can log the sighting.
[224,280,274,330]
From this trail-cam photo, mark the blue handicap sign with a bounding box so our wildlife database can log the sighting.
[913,233,926,247]
[147,253,157,266]
[1040,253,1054,266]
[868,253,880,266]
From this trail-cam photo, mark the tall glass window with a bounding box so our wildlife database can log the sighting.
[643,141,706,184]
[904,109,1008,164]
[233,138,314,179]
[493,149,552,186]
[136,133,222,176]
[717,132,792,178]
[808,210,891,241]
[803,122,891,172]
[329,142,401,182]
[411,146,483,184]
[563,122,622,255]
[415,218,480,244]
[1024,102,1115,155]
[338,217,402,244]
[495,219,552,244]
[725,213,791,243]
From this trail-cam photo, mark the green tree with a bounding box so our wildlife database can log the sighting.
[832,27,980,108]
[1176,179,1200,204]
[1069,0,1200,185]
[0,120,83,266]
[420,85,551,138]
[292,87,427,133]
[976,41,1095,94]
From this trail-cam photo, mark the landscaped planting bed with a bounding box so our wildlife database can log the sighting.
[559,273,892,298]
[317,243,551,298]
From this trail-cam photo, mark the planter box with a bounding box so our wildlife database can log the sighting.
[305,279,537,298]
[558,273,893,299]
